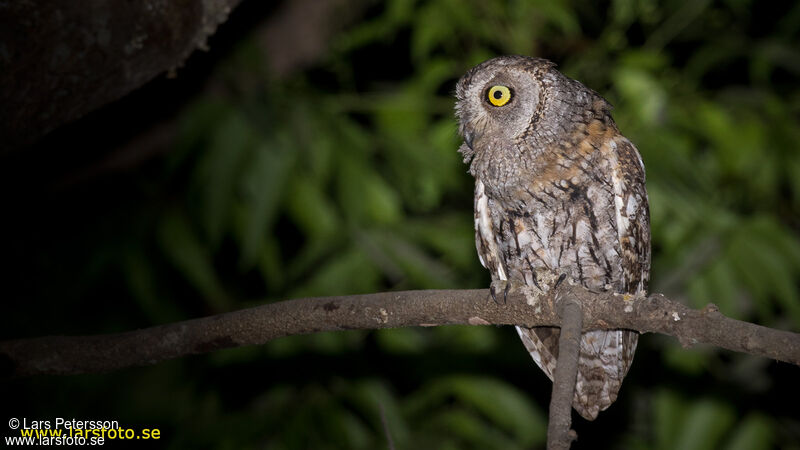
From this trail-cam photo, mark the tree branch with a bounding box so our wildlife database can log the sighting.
[547,296,582,450]
[0,0,241,152]
[1,285,799,379]
[0,0,370,153]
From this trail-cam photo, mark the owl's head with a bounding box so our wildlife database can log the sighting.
[455,56,608,170]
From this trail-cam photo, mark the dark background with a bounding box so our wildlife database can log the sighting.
[2,0,800,448]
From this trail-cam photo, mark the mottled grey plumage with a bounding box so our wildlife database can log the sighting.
[455,56,650,420]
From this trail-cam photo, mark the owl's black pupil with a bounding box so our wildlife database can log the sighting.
[493,90,504,99]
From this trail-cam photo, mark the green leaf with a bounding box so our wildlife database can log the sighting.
[432,325,499,353]
[236,134,296,269]
[286,176,341,239]
[123,250,182,322]
[288,246,381,297]
[613,66,667,126]
[528,0,580,36]
[723,413,773,450]
[405,375,546,446]
[662,345,709,376]
[194,111,257,248]
[345,380,409,448]
[425,409,521,450]
[653,389,683,450]
[728,220,800,325]
[375,328,429,354]
[337,157,402,225]
[172,98,235,170]
[412,2,455,62]
[401,214,479,274]
[369,229,459,288]
[674,399,736,450]
[158,211,229,310]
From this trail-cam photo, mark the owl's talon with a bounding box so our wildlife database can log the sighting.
[489,280,512,305]
[489,284,501,305]
[531,274,542,291]
[554,273,567,290]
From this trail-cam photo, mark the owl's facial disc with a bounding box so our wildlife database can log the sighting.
[469,75,538,148]
[455,58,545,156]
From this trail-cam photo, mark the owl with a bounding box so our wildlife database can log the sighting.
[455,56,650,420]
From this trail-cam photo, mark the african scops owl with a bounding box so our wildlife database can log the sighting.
[455,56,650,420]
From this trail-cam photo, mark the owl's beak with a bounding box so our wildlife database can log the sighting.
[463,130,475,150]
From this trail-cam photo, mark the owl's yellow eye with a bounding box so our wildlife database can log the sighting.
[487,85,512,107]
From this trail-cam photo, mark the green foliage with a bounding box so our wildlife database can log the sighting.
[625,390,775,450]
[7,0,800,448]
[405,375,547,448]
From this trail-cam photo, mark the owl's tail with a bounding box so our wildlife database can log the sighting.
[516,326,638,420]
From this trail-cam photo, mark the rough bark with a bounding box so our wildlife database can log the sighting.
[0,0,240,152]
[2,285,798,378]
[546,298,582,450]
